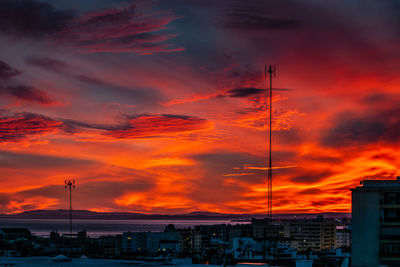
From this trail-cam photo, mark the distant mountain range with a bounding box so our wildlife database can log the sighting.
[0,210,351,220]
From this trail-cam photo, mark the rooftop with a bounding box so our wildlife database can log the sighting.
[0,257,206,267]
[351,177,400,191]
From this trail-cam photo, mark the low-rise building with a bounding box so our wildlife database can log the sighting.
[178,228,193,256]
[232,237,259,260]
[121,231,180,256]
[121,232,146,253]
[335,225,351,248]
[283,216,336,251]
[252,218,284,240]
[273,237,299,250]
[0,228,32,240]
[193,230,202,253]
[147,232,180,255]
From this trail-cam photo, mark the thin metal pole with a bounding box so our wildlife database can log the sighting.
[69,184,72,258]
[265,65,275,262]
[269,66,273,221]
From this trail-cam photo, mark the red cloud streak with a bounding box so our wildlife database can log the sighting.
[108,115,212,139]
[0,113,62,142]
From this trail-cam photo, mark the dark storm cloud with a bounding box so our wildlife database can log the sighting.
[0,0,73,38]
[321,107,400,147]
[3,85,54,104]
[0,60,21,80]
[25,56,71,73]
[219,5,299,30]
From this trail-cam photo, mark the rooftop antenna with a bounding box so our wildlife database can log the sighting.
[65,179,75,259]
[265,64,275,221]
[265,64,276,259]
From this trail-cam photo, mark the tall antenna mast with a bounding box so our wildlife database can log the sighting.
[65,179,75,259]
[265,64,276,231]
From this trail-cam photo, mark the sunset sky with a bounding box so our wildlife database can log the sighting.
[0,0,399,214]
